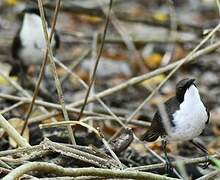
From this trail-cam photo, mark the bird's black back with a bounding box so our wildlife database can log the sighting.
[22,8,41,16]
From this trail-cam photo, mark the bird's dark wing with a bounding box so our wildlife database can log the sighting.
[11,29,22,59]
[164,96,181,126]
[141,96,180,142]
[141,111,165,142]
[9,29,24,76]
[205,108,210,124]
[54,32,60,50]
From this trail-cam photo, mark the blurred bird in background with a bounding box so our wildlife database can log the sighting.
[10,7,59,78]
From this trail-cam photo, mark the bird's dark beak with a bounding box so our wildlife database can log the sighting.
[186,78,195,88]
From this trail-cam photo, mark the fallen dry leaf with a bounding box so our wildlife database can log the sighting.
[8,118,29,147]
[144,53,162,69]
[141,74,165,88]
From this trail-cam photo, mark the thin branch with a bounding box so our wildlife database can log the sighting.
[0,145,43,157]
[3,162,178,180]
[29,111,60,124]
[133,137,182,179]
[76,0,113,121]
[101,137,124,169]
[42,138,119,169]
[40,120,124,169]
[0,71,29,97]
[21,0,61,135]
[67,34,220,109]
[61,31,198,45]
[0,150,51,164]
[126,153,220,171]
[39,121,101,137]
[0,66,52,122]
[0,92,146,128]
[0,114,30,147]
[37,0,75,144]
[54,57,126,127]
[57,48,91,89]
[0,93,91,115]
[0,93,121,117]
[44,115,149,128]
[99,0,146,74]
[0,101,24,114]
[81,116,150,127]
[196,170,220,180]
[0,160,12,170]
[87,33,98,129]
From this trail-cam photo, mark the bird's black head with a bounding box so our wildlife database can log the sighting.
[176,78,196,103]
[17,8,41,21]
[19,7,50,26]
[22,8,40,16]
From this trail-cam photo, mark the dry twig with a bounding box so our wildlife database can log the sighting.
[37,0,75,144]
[76,0,113,121]
[21,0,62,136]
[0,114,30,147]
[3,162,178,180]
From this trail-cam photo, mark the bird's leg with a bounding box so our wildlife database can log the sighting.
[189,140,210,168]
[162,139,172,173]
[18,62,28,87]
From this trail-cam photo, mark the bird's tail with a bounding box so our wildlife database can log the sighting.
[141,129,160,142]
[9,63,27,77]
[9,64,20,76]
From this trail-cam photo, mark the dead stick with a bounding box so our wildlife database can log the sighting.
[0,115,30,147]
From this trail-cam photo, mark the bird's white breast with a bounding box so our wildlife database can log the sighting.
[167,85,207,141]
[19,13,55,65]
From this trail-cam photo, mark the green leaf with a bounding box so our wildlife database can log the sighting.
[210,157,220,170]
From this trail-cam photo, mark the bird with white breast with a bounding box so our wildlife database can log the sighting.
[142,78,210,171]
[10,7,59,76]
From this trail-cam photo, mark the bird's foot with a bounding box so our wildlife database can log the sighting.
[200,155,211,169]
[165,159,173,173]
